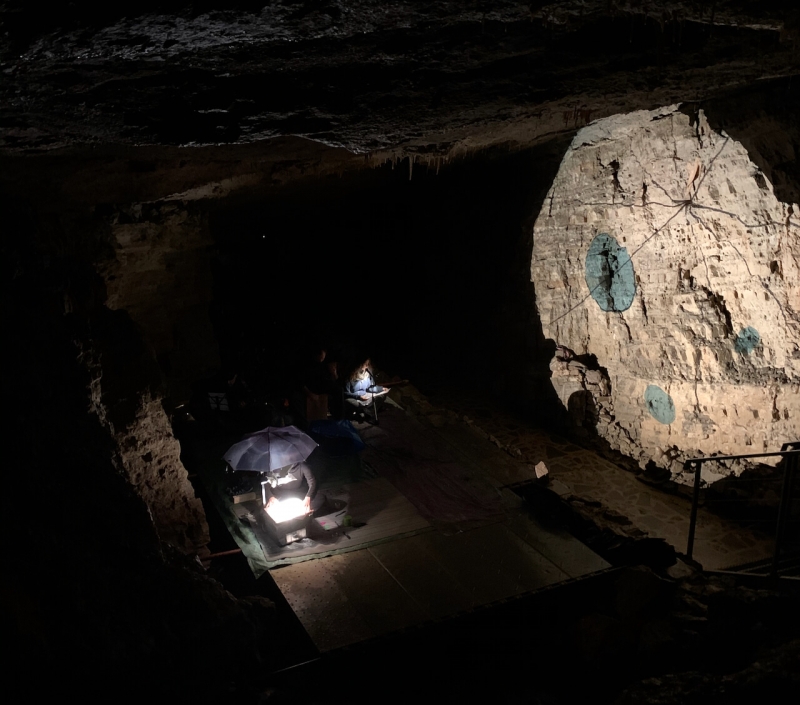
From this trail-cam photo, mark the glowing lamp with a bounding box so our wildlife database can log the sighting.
[266,497,307,523]
[264,497,311,546]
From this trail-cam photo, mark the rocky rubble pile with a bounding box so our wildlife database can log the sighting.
[615,576,800,704]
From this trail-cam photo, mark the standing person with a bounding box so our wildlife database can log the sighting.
[319,352,342,419]
[303,348,327,391]
[304,348,339,396]
[303,348,340,421]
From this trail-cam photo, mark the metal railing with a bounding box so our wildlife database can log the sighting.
[685,441,800,576]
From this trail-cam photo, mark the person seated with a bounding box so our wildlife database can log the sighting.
[263,461,327,514]
[343,358,389,421]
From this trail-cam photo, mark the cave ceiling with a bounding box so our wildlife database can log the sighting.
[1,1,798,160]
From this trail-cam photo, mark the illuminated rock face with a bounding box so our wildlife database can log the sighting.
[81,308,210,554]
[108,392,210,554]
[531,106,800,481]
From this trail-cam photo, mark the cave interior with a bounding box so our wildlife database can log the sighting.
[2,2,800,703]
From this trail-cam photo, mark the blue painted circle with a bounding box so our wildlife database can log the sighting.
[734,326,760,355]
[584,233,636,312]
[644,385,676,425]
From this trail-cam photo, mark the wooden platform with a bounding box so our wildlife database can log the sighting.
[266,406,611,652]
[231,476,431,569]
[193,404,612,648]
[271,514,610,652]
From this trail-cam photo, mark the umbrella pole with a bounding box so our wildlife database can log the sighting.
[261,480,267,507]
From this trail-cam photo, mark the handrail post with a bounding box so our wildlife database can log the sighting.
[683,444,798,573]
[772,450,798,577]
[686,459,703,560]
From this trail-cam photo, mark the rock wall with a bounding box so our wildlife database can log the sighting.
[17,196,213,555]
[85,202,214,551]
[531,106,800,483]
[112,395,210,555]
[78,303,211,555]
[100,203,219,403]
[2,216,270,698]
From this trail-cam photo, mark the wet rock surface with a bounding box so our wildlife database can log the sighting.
[1,1,798,153]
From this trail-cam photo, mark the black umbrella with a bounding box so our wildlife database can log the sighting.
[223,425,318,474]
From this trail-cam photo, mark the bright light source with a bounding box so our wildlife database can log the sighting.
[266,497,307,523]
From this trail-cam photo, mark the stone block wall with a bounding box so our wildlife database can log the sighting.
[531,106,800,483]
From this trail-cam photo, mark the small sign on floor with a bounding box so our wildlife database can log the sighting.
[315,517,340,531]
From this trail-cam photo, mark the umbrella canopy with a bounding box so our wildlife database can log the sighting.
[223,425,318,473]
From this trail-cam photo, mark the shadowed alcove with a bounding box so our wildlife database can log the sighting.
[206,142,569,407]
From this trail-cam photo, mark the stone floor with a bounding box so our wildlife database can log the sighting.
[417,389,776,571]
[266,403,611,652]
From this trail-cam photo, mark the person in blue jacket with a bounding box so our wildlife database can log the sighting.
[343,358,388,419]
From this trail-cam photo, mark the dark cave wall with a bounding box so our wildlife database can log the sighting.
[1,197,210,554]
[7,137,589,431]
[203,142,572,414]
[695,81,800,207]
[1,207,274,699]
[0,137,373,403]
[99,202,220,404]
